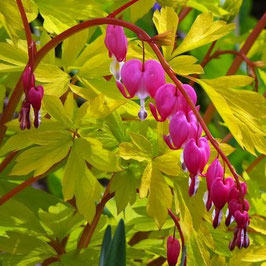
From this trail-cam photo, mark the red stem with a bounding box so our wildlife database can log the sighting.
[179,7,192,23]
[246,154,265,174]
[16,0,32,52]
[77,192,114,249]
[189,41,216,86]
[0,175,39,206]
[203,12,266,124]
[0,151,18,174]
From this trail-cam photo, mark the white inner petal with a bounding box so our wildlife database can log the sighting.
[203,191,208,205]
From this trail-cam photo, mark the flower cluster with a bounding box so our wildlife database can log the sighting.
[204,158,250,250]
[104,24,249,252]
[19,65,44,130]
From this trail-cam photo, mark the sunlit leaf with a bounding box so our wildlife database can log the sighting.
[173,12,235,56]
[130,0,155,23]
[197,77,266,155]
[153,7,178,60]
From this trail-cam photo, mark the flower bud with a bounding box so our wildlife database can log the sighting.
[22,66,35,94]
[105,25,127,62]
[167,236,180,266]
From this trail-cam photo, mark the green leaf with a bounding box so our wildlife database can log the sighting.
[223,0,243,22]
[0,198,45,234]
[197,77,266,155]
[38,203,84,241]
[43,95,73,127]
[35,64,70,97]
[104,219,126,266]
[110,171,137,214]
[9,133,72,176]
[0,84,5,111]
[153,7,178,60]
[62,29,89,72]
[0,42,27,66]
[39,31,55,65]
[130,0,155,23]
[169,55,204,75]
[75,137,121,172]
[62,139,101,222]
[119,143,151,162]
[173,12,235,56]
[144,163,173,228]
[75,94,125,126]
[35,0,105,34]
[0,0,38,43]
[129,132,153,156]
[153,150,182,176]
[99,225,112,266]
[187,0,229,17]
[0,231,56,257]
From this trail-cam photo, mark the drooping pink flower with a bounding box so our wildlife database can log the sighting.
[149,83,177,122]
[167,236,180,266]
[105,25,127,62]
[149,83,197,122]
[229,210,250,250]
[225,198,249,226]
[211,177,234,228]
[116,59,165,120]
[164,110,201,150]
[204,158,224,211]
[183,137,210,196]
[27,85,44,128]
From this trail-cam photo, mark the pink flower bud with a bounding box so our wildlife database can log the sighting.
[167,236,180,266]
[105,25,127,62]
[22,66,35,94]
[204,158,224,211]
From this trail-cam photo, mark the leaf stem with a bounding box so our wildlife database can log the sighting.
[0,151,18,174]
[203,12,266,124]
[0,156,67,206]
[77,190,114,249]
[246,154,265,174]
[16,0,33,54]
